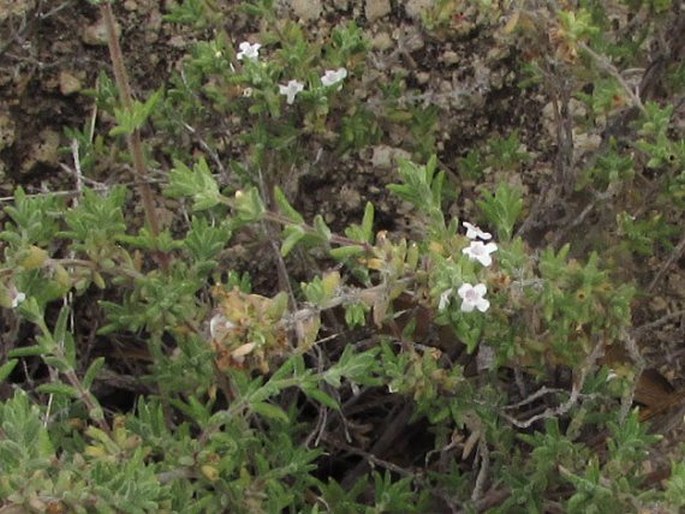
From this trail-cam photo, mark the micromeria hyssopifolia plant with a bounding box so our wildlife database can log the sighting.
[2,1,685,513]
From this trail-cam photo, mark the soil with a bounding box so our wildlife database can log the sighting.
[1,0,684,506]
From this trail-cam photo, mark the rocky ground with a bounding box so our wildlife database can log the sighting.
[1,0,684,503]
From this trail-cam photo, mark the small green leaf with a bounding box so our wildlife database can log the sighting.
[361,202,374,241]
[329,245,365,260]
[83,357,106,390]
[281,225,306,256]
[8,345,45,358]
[234,188,266,222]
[166,158,221,210]
[0,359,18,382]
[36,383,80,398]
[274,186,304,224]
[42,356,71,373]
[251,401,289,422]
[476,183,523,241]
[303,387,339,410]
[313,215,331,242]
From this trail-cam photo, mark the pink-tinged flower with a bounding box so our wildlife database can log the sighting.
[236,41,261,61]
[463,221,492,241]
[462,240,498,267]
[457,283,490,313]
[321,68,348,87]
[278,79,305,104]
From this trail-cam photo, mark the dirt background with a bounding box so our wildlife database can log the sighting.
[1,0,685,500]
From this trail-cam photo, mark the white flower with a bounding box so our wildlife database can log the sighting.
[236,41,261,61]
[11,290,26,308]
[278,79,305,105]
[438,288,452,311]
[242,87,253,98]
[462,240,498,267]
[457,283,490,313]
[321,67,348,87]
[463,221,492,241]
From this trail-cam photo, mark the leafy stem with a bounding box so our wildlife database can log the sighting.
[100,3,161,241]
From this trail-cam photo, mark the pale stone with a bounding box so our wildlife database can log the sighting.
[0,111,16,150]
[365,0,391,22]
[442,50,459,65]
[370,32,393,51]
[21,130,60,173]
[415,71,430,84]
[82,18,119,46]
[405,0,433,20]
[291,0,322,21]
[59,71,81,96]
[371,145,411,169]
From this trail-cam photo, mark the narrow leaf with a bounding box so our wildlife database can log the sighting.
[0,359,18,382]
[303,387,339,410]
[250,401,289,422]
[82,357,106,390]
[8,345,45,358]
[36,383,80,398]
[274,186,304,224]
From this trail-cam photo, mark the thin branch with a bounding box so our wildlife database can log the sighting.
[631,310,685,338]
[471,438,490,503]
[579,42,645,114]
[646,230,685,293]
[100,2,160,239]
[319,432,416,479]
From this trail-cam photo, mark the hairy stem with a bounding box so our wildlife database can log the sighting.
[101,2,160,238]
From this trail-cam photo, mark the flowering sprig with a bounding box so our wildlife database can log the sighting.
[463,221,492,241]
[232,39,348,106]
[279,80,305,105]
[457,283,490,313]
[439,282,491,313]
[462,240,498,267]
[436,221,499,314]
[321,68,348,87]
[236,42,261,61]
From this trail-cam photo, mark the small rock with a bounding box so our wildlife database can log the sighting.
[0,112,16,150]
[0,0,31,22]
[59,71,81,96]
[371,145,411,169]
[415,71,430,84]
[365,0,391,22]
[573,131,601,160]
[649,295,669,313]
[82,18,119,46]
[340,185,361,210]
[291,0,322,21]
[371,32,393,51]
[442,50,459,65]
[168,35,188,48]
[667,272,685,298]
[405,0,433,20]
[21,130,60,173]
[371,145,393,169]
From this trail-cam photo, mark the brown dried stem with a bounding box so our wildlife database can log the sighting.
[100,2,160,238]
